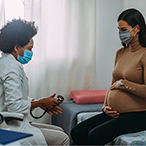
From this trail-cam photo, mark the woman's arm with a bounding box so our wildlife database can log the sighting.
[111,79,146,99]
[110,50,146,99]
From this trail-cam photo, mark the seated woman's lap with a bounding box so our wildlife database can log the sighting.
[71,111,146,145]
[71,112,112,145]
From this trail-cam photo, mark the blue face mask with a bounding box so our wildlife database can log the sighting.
[17,48,33,64]
[119,26,137,44]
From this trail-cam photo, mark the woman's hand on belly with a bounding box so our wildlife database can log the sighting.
[103,106,120,118]
[110,79,123,90]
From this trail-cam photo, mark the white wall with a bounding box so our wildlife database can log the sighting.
[95,0,146,90]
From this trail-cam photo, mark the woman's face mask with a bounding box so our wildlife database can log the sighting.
[17,46,33,64]
[119,26,137,44]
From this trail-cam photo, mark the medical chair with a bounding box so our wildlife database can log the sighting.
[0,113,32,146]
[0,112,24,123]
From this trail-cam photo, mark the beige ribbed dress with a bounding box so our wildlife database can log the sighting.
[103,40,146,113]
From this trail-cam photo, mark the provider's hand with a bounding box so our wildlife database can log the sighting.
[103,106,120,118]
[39,94,63,115]
[110,79,123,90]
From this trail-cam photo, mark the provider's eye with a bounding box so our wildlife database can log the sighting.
[28,47,32,51]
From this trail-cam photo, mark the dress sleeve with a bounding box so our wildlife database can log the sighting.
[120,51,146,99]
[2,65,31,115]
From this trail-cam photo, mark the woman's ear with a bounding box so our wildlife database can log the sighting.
[136,24,140,33]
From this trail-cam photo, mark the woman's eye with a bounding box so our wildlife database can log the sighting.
[121,29,127,31]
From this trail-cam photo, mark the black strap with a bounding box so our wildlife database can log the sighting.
[30,95,64,119]
[30,108,48,119]
[0,114,4,124]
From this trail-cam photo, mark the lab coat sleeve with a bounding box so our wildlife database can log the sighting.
[2,64,31,115]
[28,96,34,102]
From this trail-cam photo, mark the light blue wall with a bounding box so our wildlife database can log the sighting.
[95,0,122,89]
[95,0,146,90]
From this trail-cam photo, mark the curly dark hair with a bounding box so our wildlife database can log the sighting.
[0,18,38,53]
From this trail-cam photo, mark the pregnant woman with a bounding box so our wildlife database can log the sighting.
[71,8,146,145]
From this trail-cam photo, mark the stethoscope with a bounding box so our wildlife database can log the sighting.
[30,95,64,119]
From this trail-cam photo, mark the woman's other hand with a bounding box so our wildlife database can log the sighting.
[103,106,120,118]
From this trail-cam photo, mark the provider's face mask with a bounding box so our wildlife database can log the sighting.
[119,26,137,44]
[17,47,33,64]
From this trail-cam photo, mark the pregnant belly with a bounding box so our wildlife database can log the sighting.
[107,90,146,113]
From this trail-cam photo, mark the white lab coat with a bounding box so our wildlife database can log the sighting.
[0,53,47,146]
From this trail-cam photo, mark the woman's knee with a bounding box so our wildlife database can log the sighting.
[71,126,80,140]
[71,126,82,144]
[70,126,76,140]
[71,126,88,145]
